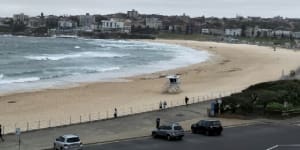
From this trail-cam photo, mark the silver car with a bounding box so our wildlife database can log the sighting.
[53,134,83,150]
[152,123,184,140]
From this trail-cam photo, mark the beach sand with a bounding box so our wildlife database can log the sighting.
[0,39,300,131]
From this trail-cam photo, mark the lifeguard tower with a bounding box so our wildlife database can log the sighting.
[164,75,181,93]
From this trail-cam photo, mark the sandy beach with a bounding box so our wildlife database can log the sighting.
[1,39,300,131]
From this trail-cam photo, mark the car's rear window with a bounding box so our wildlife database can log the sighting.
[211,121,221,126]
[67,137,80,143]
[174,126,183,130]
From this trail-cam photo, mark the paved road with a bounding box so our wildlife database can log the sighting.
[85,123,300,150]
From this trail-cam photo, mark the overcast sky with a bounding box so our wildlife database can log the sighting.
[0,0,299,18]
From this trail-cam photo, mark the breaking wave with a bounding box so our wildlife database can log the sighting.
[0,77,40,85]
[25,52,128,61]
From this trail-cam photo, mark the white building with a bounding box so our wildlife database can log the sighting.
[145,18,162,29]
[225,29,242,37]
[78,13,95,30]
[13,13,29,24]
[201,29,210,34]
[100,19,125,32]
[272,30,292,38]
[58,19,77,29]
[293,32,300,39]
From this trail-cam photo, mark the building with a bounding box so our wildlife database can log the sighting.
[127,9,139,18]
[272,30,292,38]
[225,29,242,37]
[145,18,162,29]
[293,32,300,39]
[78,13,95,31]
[13,13,29,25]
[100,19,125,33]
[27,17,45,28]
[254,27,272,38]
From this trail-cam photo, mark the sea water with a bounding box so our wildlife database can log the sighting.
[0,35,210,94]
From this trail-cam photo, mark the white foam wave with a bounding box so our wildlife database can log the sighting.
[0,74,3,79]
[0,77,40,85]
[25,52,128,61]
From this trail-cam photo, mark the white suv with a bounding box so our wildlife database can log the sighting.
[54,134,83,150]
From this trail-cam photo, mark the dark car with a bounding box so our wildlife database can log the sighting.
[152,123,184,140]
[191,120,223,136]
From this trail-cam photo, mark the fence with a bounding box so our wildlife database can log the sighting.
[1,89,242,135]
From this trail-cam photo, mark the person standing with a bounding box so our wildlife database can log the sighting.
[156,118,160,129]
[114,108,118,118]
[185,96,189,106]
[0,124,4,142]
[159,101,163,110]
[163,101,167,109]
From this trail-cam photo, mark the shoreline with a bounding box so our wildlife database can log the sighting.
[1,39,300,130]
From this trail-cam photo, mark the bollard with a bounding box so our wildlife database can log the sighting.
[69,116,72,125]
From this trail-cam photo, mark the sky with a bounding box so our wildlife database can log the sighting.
[0,0,299,18]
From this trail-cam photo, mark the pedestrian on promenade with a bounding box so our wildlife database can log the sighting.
[185,96,189,106]
[163,101,167,109]
[114,108,118,118]
[159,101,163,110]
[156,118,160,129]
[0,124,4,142]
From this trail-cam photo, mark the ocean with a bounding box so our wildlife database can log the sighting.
[0,35,210,94]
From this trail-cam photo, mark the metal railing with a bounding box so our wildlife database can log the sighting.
[1,89,242,135]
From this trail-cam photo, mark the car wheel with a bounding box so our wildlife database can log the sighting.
[178,136,183,140]
[191,129,196,134]
[152,132,157,138]
[205,130,210,136]
[167,135,172,141]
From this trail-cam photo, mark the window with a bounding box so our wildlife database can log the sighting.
[174,126,182,130]
[67,137,80,143]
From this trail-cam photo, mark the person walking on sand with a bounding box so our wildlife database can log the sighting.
[159,101,163,110]
[0,124,4,142]
[185,96,189,106]
[156,118,160,129]
[163,101,167,109]
[114,108,118,118]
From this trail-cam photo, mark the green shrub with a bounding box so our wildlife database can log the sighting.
[266,102,285,111]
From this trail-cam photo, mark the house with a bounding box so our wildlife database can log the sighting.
[78,13,95,31]
[201,28,224,35]
[225,29,242,37]
[272,30,292,38]
[293,32,300,39]
[127,9,139,19]
[100,19,126,33]
[13,13,29,25]
[254,27,272,37]
[145,17,162,29]
[57,18,78,34]
[27,17,45,28]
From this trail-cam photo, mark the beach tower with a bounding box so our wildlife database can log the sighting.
[164,75,181,93]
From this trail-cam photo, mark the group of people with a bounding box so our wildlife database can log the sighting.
[159,101,168,110]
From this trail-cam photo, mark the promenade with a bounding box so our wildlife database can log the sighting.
[0,101,258,150]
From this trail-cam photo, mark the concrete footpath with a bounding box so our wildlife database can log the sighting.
[0,102,259,150]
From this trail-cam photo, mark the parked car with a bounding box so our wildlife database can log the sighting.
[152,123,184,140]
[191,120,223,136]
[54,134,83,150]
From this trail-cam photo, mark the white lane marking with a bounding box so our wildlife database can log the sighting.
[266,145,278,150]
